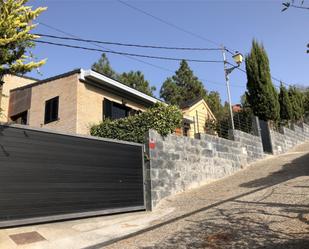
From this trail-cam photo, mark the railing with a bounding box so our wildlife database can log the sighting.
[193,110,255,139]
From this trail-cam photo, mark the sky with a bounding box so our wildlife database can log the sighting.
[27,0,309,104]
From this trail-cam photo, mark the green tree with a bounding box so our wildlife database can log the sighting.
[304,88,309,111]
[245,40,280,121]
[118,71,156,97]
[91,53,117,79]
[278,83,293,122]
[92,53,156,96]
[160,60,207,106]
[0,0,46,84]
[288,86,304,122]
[206,91,223,119]
[159,77,182,105]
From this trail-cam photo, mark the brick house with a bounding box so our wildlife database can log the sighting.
[8,69,160,135]
[0,74,37,123]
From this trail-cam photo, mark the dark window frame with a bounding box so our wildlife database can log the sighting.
[103,99,137,120]
[44,96,59,124]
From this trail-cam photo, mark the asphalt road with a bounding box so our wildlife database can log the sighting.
[103,142,309,249]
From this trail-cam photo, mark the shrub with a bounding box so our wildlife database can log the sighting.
[90,103,183,143]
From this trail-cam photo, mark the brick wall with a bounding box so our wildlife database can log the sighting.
[0,75,36,122]
[29,73,79,134]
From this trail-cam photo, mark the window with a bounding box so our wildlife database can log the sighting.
[44,96,59,124]
[11,111,28,125]
[103,99,133,120]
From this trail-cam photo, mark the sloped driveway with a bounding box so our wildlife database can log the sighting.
[101,143,309,249]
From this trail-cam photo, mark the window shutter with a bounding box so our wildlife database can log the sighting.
[52,97,59,120]
[103,99,112,119]
[45,101,51,123]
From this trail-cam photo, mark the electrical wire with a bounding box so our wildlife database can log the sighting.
[38,23,246,88]
[117,0,237,55]
[39,22,173,73]
[35,33,222,51]
[35,40,224,63]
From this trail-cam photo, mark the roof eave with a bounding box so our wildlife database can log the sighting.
[80,69,160,105]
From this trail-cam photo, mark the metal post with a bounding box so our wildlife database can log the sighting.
[193,116,196,135]
[222,47,235,130]
[196,110,200,133]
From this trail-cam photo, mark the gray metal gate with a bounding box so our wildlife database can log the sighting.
[259,120,273,153]
[0,124,145,228]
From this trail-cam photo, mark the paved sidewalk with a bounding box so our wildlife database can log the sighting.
[1,143,309,249]
[0,207,174,249]
[102,143,309,249]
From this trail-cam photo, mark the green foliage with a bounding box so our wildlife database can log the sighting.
[160,60,207,106]
[92,53,156,96]
[205,91,224,119]
[91,53,117,79]
[90,103,183,143]
[245,40,280,121]
[288,86,304,122]
[304,88,309,113]
[0,0,47,82]
[279,83,293,122]
[118,71,156,96]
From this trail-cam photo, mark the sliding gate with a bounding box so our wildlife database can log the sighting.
[0,125,145,227]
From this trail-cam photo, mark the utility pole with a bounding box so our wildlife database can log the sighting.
[222,46,235,130]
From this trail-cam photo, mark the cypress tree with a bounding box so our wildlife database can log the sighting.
[245,40,280,121]
[288,86,304,122]
[279,83,293,122]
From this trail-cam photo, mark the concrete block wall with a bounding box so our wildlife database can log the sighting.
[269,123,309,155]
[145,129,264,209]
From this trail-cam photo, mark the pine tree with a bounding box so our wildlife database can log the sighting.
[118,71,156,97]
[160,60,207,106]
[92,54,156,96]
[279,83,293,122]
[245,40,280,121]
[91,53,117,79]
[0,0,47,84]
[288,86,304,122]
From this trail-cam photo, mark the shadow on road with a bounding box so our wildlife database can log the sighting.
[139,153,309,249]
[240,152,309,189]
[87,152,309,249]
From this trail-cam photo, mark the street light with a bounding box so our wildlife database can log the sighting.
[222,48,243,130]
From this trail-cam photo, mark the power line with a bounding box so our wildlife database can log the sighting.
[227,62,290,88]
[35,33,222,51]
[35,40,224,63]
[39,22,173,73]
[117,0,237,55]
[38,23,245,88]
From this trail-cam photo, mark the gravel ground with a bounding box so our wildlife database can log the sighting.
[101,143,309,249]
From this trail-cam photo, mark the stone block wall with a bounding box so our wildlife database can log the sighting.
[229,129,264,162]
[145,129,264,209]
[269,123,309,155]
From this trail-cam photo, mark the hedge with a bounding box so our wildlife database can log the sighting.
[90,103,183,143]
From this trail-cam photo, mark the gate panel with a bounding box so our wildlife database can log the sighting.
[0,125,145,227]
[259,120,273,153]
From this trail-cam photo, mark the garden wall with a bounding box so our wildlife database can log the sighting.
[145,129,264,209]
[270,123,309,154]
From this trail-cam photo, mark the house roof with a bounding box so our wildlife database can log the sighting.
[11,74,40,81]
[10,68,162,106]
[80,69,160,105]
[10,69,81,92]
[179,97,204,109]
[181,97,216,121]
